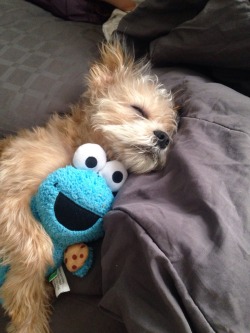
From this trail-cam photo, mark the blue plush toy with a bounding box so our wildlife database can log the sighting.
[0,143,127,287]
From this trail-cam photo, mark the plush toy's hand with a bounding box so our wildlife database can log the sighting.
[64,243,89,273]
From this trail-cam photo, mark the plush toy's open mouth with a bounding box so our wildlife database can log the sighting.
[54,192,101,231]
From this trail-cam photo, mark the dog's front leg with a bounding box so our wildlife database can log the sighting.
[2,265,52,333]
[0,197,54,333]
[1,227,53,333]
[0,124,75,332]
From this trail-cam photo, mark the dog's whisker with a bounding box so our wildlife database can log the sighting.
[131,144,152,154]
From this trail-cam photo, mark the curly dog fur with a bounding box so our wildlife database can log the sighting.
[0,39,177,333]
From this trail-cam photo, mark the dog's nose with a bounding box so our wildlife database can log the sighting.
[153,130,170,149]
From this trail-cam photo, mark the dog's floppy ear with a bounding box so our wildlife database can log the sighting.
[86,36,134,90]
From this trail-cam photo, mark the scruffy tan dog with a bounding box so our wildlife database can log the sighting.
[0,39,177,333]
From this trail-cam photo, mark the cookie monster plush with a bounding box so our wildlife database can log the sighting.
[0,144,127,287]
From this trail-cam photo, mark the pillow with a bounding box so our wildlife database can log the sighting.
[118,0,250,96]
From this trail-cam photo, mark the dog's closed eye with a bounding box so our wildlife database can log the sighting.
[131,105,147,119]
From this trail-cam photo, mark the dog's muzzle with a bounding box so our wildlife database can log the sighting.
[153,130,170,149]
[54,192,101,231]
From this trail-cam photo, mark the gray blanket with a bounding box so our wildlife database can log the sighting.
[99,1,250,333]
[101,67,250,333]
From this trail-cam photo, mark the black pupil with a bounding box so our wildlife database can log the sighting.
[112,171,123,183]
[85,156,98,168]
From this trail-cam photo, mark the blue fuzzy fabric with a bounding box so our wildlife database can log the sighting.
[0,265,8,287]
[0,166,114,290]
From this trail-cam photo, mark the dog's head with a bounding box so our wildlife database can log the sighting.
[84,38,178,173]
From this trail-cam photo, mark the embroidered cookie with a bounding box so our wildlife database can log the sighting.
[64,243,89,272]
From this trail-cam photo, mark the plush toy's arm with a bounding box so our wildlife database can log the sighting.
[64,243,93,278]
[0,264,9,288]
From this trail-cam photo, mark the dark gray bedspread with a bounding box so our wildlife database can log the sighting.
[0,0,103,137]
[98,1,250,332]
[101,68,250,333]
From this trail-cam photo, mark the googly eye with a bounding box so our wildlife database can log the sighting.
[99,160,128,192]
[72,143,107,172]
